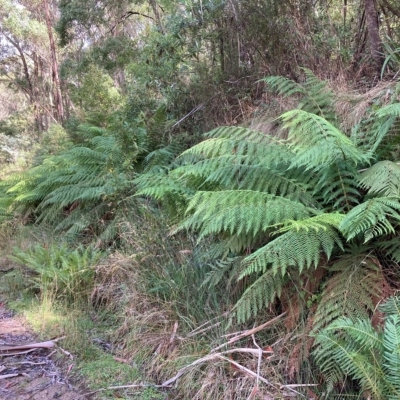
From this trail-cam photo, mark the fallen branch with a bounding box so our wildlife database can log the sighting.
[0,349,37,357]
[0,340,57,352]
[0,338,67,357]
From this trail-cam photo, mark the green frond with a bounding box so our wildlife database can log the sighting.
[339,197,400,242]
[179,135,284,162]
[262,75,304,98]
[135,170,194,217]
[240,225,342,278]
[315,162,362,212]
[378,296,400,316]
[143,141,183,172]
[382,315,400,398]
[234,268,287,322]
[264,68,336,122]
[76,123,107,139]
[375,103,400,118]
[359,161,400,197]
[313,317,384,399]
[204,126,273,142]
[201,256,243,290]
[180,190,313,239]
[280,110,365,171]
[352,114,398,157]
[145,105,171,149]
[276,213,345,234]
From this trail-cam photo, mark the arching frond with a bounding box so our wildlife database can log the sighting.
[359,161,400,197]
[315,162,361,212]
[234,268,287,323]
[339,197,400,242]
[240,225,342,278]
[376,103,400,118]
[264,68,336,122]
[179,190,313,239]
[313,317,384,398]
[276,213,345,234]
[280,110,365,171]
[382,315,400,398]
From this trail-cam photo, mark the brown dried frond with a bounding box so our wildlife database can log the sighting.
[335,80,399,132]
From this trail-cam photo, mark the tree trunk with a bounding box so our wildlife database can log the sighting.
[43,0,64,122]
[364,0,383,73]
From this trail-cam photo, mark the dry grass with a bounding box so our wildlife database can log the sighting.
[90,233,314,399]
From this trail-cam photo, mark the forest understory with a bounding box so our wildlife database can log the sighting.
[2,1,400,399]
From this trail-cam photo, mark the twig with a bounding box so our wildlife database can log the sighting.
[170,321,178,344]
[212,312,286,352]
[0,349,37,357]
[251,333,262,387]
[189,312,230,334]
[186,312,229,338]
[57,346,73,360]
[186,321,222,338]
[0,374,19,379]
[217,355,275,388]
[6,361,47,366]
[161,347,273,387]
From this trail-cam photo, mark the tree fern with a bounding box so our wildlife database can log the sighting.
[0,106,179,243]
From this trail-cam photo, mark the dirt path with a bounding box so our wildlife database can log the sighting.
[0,302,89,400]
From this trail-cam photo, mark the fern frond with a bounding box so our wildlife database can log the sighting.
[234,268,287,322]
[240,226,342,278]
[264,69,336,122]
[201,256,243,290]
[312,254,381,333]
[382,315,400,398]
[315,162,362,212]
[280,110,365,171]
[276,213,345,234]
[76,123,107,140]
[204,126,273,142]
[359,161,400,197]
[376,103,400,118]
[313,317,384,399]
[180,190,313,239]
[339,197,400,242]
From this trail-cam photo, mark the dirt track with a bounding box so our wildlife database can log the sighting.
[0,302,88,400]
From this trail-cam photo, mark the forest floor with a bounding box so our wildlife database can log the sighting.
[0,301,89,400]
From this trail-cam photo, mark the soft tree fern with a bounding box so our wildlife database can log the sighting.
[0,106,180,244]
[136,73,400,340]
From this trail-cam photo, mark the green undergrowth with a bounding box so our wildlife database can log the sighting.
[0,216,292,399]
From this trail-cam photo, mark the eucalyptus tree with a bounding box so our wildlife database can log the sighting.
[0,0,65,131]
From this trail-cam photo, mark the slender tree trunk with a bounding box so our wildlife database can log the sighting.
[43,0,64,122]
[364,0,383,73]
[148,0,164,33]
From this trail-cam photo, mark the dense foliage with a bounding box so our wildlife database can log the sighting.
[2,0,400,398]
